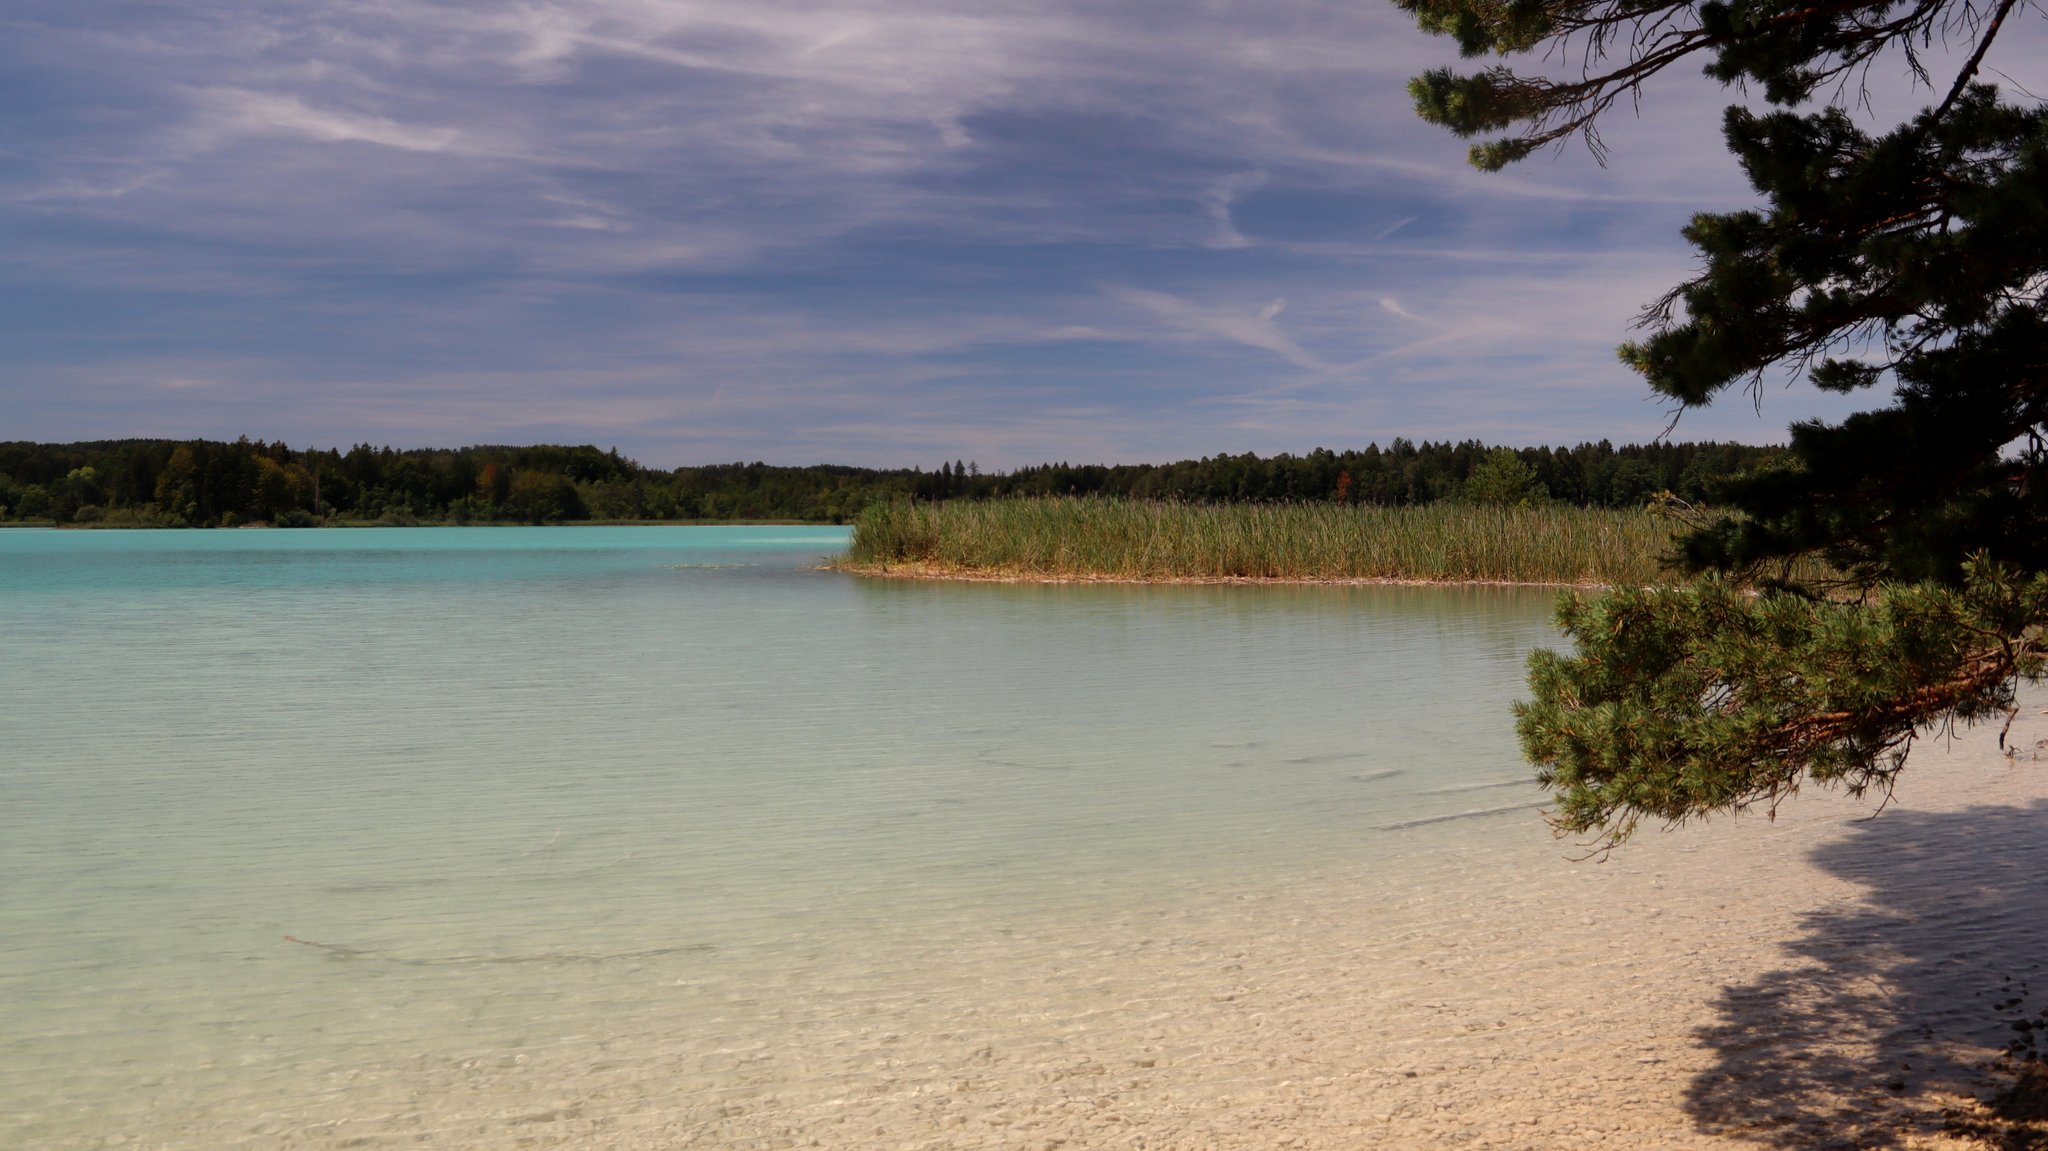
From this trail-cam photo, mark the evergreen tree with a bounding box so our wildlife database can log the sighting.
[1464,447,1547,506]
[1398,0,2048,843]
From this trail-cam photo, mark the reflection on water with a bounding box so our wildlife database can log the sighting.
[0,527,1560,1148]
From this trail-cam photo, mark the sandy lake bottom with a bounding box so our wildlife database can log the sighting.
[6,529,2047,1150]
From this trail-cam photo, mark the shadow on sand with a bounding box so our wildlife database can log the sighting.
[1685,798,2048,1149]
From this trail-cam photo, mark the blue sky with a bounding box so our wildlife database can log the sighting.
[4,1,2034,468]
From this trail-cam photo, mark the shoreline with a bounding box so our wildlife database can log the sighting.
[832,558,1606,589]
[616,702,2048,1150]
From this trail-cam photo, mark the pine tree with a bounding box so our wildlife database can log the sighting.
[1397,0,2048,844]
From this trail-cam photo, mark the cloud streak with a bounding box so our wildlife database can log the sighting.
[188,89,463,153]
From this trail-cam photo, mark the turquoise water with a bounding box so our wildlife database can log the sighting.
[0,526,1559,1148]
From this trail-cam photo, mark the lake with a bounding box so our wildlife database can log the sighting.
[0,526,1565,1148]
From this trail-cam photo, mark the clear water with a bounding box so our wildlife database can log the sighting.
[0,526,1559,1147]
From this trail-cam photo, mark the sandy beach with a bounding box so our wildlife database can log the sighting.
[137,701,2044,1151]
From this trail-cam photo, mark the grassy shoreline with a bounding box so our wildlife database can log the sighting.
[839,497,1681,587]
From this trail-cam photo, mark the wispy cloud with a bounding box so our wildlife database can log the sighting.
[1114,287,1337,374]
[0,0,1944,464]
[1200,170,1266,249]
[12,173,166,203]
[188,89,462,153]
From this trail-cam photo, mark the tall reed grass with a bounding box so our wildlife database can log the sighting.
[843,497,1684,585]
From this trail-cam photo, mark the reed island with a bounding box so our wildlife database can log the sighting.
[838,496,1679,586]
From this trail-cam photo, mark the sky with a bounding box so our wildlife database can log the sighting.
[3,1,2039,468]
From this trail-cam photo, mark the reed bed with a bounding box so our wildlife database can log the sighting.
[842,497,1683,586]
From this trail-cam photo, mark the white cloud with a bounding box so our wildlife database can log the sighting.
[189,89,461,153]
[12,173,164,203]
[1370,216,1414,243]
[1114,287,1335,373]
[1201,170,1265,249]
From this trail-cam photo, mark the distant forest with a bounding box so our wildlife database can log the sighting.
[0,437,1789,526]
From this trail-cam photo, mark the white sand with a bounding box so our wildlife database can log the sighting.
[37,706,2048,1150]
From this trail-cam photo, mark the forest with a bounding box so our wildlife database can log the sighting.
[0,436,1788,526]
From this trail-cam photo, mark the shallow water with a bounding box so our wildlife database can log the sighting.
[0,526,1565,1148]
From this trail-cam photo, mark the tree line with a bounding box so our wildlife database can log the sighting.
[0,436,1788,526]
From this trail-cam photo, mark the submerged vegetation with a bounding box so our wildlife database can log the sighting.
[843,498,1680,585]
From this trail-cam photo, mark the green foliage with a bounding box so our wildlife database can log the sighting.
[47,467,103,523]
[13,485,52,520]
[1658,90,2048,586]
[1521,560,2048,846]
[505,469,586,524]
[1393,0,2019,166]
[1463,447,1549,506]
[917,440,1776,508]
[1400,0,2048,839]
[0,439,930,526]
[0,437,1787,528]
